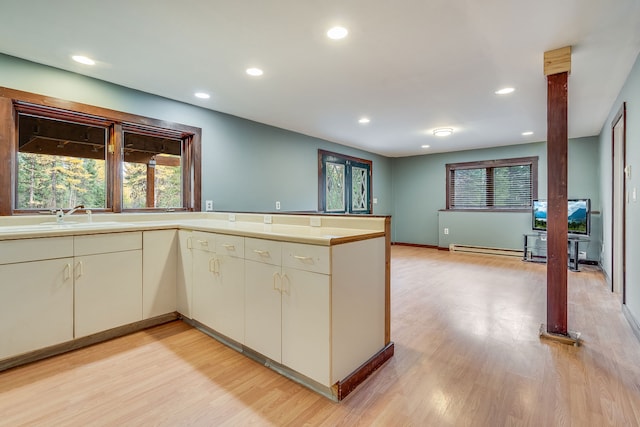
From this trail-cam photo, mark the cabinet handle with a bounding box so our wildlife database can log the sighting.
[187,236,193,249]
[208,258,215,273]
[281,273,290,295]
[75,261,83,279]
[222,244,235,251]
[198,239,209,247]
[214,258,220,274]
[272,272,281,292]
[64,263,71,281]
[253,249,270,257]
[293,255,312,261]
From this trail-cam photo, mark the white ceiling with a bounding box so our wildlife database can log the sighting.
[1,0,639,157]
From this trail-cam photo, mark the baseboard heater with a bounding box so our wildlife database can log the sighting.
[449,244,524,258]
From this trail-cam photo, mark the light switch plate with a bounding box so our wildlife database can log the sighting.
[264,215,272,224]
[310,217,321,227]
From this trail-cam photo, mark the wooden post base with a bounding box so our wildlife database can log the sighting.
[539,323,581,346]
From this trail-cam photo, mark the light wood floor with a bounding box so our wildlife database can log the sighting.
[1,246,640,426]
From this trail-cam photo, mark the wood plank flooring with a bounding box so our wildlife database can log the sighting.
[1,246,640,426]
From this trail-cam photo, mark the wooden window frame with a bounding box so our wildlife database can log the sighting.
[0,87,201,215]
[445,156,538,212]
[318,149,373,214]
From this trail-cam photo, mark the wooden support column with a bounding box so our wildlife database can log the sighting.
[542,46,579,344]
[146,161,155,208]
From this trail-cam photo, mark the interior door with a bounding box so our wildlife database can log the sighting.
[612,103,626,301]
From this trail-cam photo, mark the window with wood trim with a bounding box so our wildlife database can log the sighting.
[318,150,372,214]
[446,156,538,211]
[0,87,201,215]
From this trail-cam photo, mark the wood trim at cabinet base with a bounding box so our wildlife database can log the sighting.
[186,318,395,402]
[333,341,395,401]
[391,242,445,250]
[0,313,178,373]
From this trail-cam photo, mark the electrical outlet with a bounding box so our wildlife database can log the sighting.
[205,200,213,211]
[264,215,272,224]
[310,217,322,227]
[276,201,281,210]
[228,213,236,222]
[444,228,449,235]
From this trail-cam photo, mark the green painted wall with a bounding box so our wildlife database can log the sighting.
[0,53,392,215]
[391,137,602,260]
[598,51,640,327]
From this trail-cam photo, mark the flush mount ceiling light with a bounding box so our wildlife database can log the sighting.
[358,117,370,124]
[246,67,264,77]
[433,128,453,137]
[495,87,515,95]
[194,92,210,99]
[72,55,95,65]
[421,145,430,149]
[327,26,348,40]
[522,131,534,136]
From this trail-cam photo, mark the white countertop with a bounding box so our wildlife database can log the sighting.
[0,213,387,246]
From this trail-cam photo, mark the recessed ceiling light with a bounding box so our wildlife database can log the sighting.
[495,87,515,95]
[433,128,453,137]
[72,55,95,65]
[327,26,348,40]
[421,145,430,149]
[246,67,264,77]
[194,92,210,99]
[522,131,534,136]
[358,117,370,124]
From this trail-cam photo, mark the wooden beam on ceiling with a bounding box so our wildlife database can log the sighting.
[544,46,571,76]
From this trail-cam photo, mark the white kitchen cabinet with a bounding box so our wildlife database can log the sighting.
[245,259,282,361]
[192,232,245,344]
[244,238,331,385]
[176,230,194,318]
[0,257,74,360]
[142,230,177,319]
[74,232,143,338]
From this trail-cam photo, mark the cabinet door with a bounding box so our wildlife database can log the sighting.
[0,258,74,360]
[176,230,194,318]
[281,267,330,386]
[245,260,282,361]
[142,230,177,319]
[193,251,245,343]
[192,250,217,330]
[74,250,143,338]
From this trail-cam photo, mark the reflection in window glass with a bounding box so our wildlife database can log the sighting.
[326,162,345,212]
[17,114,107,210]
[122,132,182,209]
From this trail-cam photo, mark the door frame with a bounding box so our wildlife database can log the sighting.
[611,102,627,302]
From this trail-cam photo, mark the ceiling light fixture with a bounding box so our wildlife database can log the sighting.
[246,67,264,77]
[72,55,95,65]
[358,117,370,124]
[327,26,348,40]
[433,128,453,137]
[421,145,430,149]
[522,131,534,136]
[495,87,515,95]
[194,92,210,99]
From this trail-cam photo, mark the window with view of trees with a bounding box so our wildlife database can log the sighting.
[0,87,201,215]
[318,150,372,214]
[446,156,538,211]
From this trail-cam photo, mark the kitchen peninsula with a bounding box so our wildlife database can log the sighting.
[0,212,392,401]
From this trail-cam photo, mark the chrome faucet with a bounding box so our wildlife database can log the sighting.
[56,204,84,223]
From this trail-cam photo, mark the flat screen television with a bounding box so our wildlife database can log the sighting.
[532,199,590,235]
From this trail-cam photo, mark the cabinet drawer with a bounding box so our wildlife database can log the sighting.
[282,242,330,274]
[245,238,281,266]
[74,232,142,256]
[0,236,73,265]
[215,234,245,258]
[191,231,215,252]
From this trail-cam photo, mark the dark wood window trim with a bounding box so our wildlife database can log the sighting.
[318,149,373,214]
[445,156,538,212]
[0,86,201,215]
